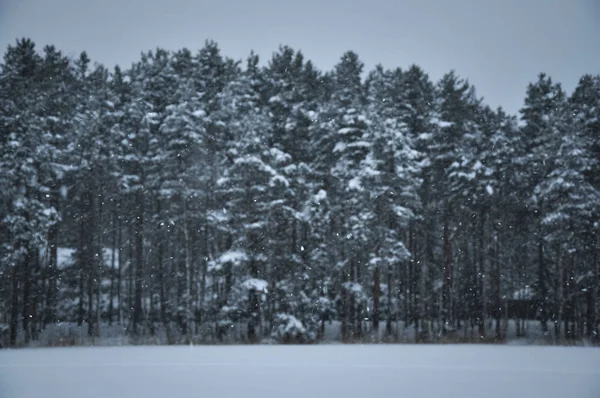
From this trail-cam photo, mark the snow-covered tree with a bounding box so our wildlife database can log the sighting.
[517,73,567,334]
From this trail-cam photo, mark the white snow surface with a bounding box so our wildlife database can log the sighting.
[313,189,327,203]
[241,278,268,292]
[1,345,599,398]
[218,250,248,264]
[348,176,362,191]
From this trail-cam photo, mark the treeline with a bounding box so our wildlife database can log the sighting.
[0,38,599,347]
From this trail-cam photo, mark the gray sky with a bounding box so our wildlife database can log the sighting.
[1,0,599,115]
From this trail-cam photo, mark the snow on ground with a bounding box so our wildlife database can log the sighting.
[0,345,599,398]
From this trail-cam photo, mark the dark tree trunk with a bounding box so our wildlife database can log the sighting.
[176,245,185,337]
[538,236,548,334]
[87,257,94,337]
[247,289,260,343]
[127,219,134,328]
[84,188,96,337]
[478,208,486,337]
[355,258,362,340]
[372,265,380,334]
[10,263,20,346]
[386,265,392,337]
[30,250,40,340]
[247,252,261,343]
[108,206,117,325]
[590,233,599,341]
[442,203,453,334]
[45,220,58,326]
[117,208,122,323]
[555,247,564,341]
[419,241,429,339]
[95,195,104,337]
[403,257,410,330]
[158,226,166,325]
[22,248,31,344]
[77,262,85,328]
[409,223,419,335]
[133,190,144,335]
[182,196,192,343]
[199,253,207,329]
[494,230,502,340]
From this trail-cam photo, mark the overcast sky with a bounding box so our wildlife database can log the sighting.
[1,0,599,115]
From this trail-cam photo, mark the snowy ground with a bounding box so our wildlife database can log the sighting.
[24,319,574,348]
[1,345,599,398]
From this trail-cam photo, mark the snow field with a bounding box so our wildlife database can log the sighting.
[1,345,599,398]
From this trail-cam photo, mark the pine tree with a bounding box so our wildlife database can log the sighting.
[430,71,480,334]
[365,65,422,337]
[569,75,600,340]
[70,55,118,336]
[317,51,373,341]
[158,69,207,342]
[517,73,567,334]
[397,65,437,338]
[0,39,62,344]
[217,55,281,342]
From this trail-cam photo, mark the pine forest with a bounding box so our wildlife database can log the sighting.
[1,38,599,347]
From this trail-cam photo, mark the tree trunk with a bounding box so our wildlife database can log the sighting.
[87,252,94,337]
[85,189,95,337]
[494,229,502,340]
[372,265,380,335]
[10,263,20,346]
[199,255,207,329]
[22,248,31,344]
[555,246,564,342]
[117,208,123,323]
[590,232,599,341]
[410,224,419,334]
[478,207,486,337]
[133,190,144,335]
[45,220,58,326]
[77,272,85,327]
[31,250,41,341]
[538,235,548,334]
[108,206,117,325]
[96,196,104,337]
[339,231,349,342]
[442,202,453,334]
[158,224,166,325]
[403,257,410,331]
[386,265,392,337]
[182,195,192,344]
[420,244,429,339]
[246,237,261,344]
[127,218,134,328]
